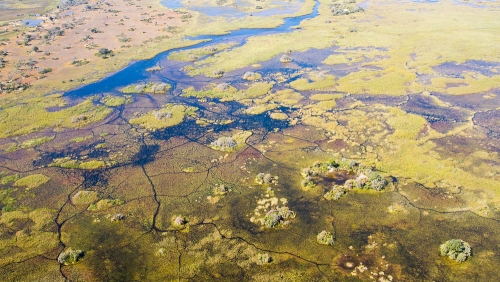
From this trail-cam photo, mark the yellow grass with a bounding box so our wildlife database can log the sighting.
[129,104,197,130]
[0,98,112,138]
[290,74,337,91]
[168,42,238,61]
[13,174,50,190]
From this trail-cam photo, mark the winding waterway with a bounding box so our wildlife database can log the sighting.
[64,1,319,98]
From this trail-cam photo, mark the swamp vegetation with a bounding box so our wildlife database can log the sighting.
[0,0,500,281]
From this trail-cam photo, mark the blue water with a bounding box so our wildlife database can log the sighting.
[22,19,44,27]
[161,0,303,18]
[64,1,319,98]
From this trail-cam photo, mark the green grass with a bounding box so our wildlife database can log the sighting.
[70,135,93,143]
[78,160,106,170]
[7,136,56,152]
[290,75,337,91]
[0,174,19,185]
[49,157,107,170]
[88,198,124,211]
[21,136,55,148]
[120,82,171,94]
[102,95,127,107]
[13,174,50,190]
[182,84,238,99]
[72,191,99,206]
[269,112,288,120]
[0,0,59,21]
[186,28,335,77]
[0,98,112,138]
[129,104,197,130]
[168,42,238,61]
[208,131,252,152]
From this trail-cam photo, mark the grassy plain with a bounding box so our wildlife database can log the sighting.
[0,0,59,21]
[1,0,500,281]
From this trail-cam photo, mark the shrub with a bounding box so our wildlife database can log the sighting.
[331,4,364,16]
[355,174,368,188]
[242,71,261,81]
[255,253,272,265]
[210,136,237,152]
[213,184,228,196]
[440,239,471,262]
[71,114,88,123]
[368,173,387,191]
[71,59,89,66]
[152,110,172,120]
[280,54,292,63]
[301,176,316,189]
[212,69,224,77]
[324,185,346,201]
[39,68,52,74]
[111,213,125,222]
[216,83,230,91]
[95,48,114,59]
[255,173,278,185]
[262,206,295,228]
[151,83,170,93]
[317,231,335,245]
[58,248,84,265]
[263,211,282,228]
[173,216,186,226]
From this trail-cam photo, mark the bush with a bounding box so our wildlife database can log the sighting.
[255,173,278,185]
[368,173,387,191]
[151,83,170,93]
[212,69,224,77]
[152,110,172,120]
[301,176,316,189]
[111,213,125,222]
[58,248,84,265]
[71,59,89,66]
[280,54,292,63]
[39,68,52,74]
[440,239,471,262]
[210,136,237,152]
[172,216,186,226]
[317,231,335,245]
[95,48,114,59]
[324,185,346,201]
[213,184,228,196]
[263,210,282,228]
[243,71,260,81]
[255,253,272,265]
[262,206,295,228]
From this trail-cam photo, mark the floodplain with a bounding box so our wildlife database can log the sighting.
[1,0,500,281]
